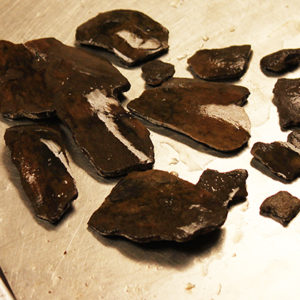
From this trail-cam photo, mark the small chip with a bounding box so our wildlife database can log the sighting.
[260,191,300,226]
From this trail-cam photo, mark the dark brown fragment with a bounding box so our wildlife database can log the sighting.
[25,38,130,98]
[251,141,300,181]
[141,59,175,86]
[88,170,228,243]
[196,169,248,206]
[260,49,300,75]
[0,38,130,120]
[260,191,300,226]
[23,38,154,178]
[128,78,251,152]
[4,124,78,223]
[0,40,54,119]
[272,78,300,130]
[76,9,169,66]
[187,45,252,81]
[287,130,300,149]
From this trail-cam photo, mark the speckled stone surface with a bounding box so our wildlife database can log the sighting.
[260,191,300,226]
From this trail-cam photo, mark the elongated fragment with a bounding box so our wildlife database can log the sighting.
[88,170,228,243]
[4,124,78,223]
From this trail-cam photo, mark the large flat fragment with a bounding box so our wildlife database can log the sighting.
[196,169,248,206]
[88,170,228,243]
[251,141,300,181]
[260,191,300,226]
[24,38,154,177]
[0,38,130,120]
[141,59,175,86]
[272,78,300,130]
[287,130,300,149]
[260,49,300,75]
[0,40,54,119]
[4,124,78,223]
[128,78,251,151]
[25,38,130,98]
[187,45,252,81]
[76,9,169,66]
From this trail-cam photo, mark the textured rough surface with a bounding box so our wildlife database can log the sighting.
[4,124,78,223]
[88,169,228,243]
[196,169,248,206]
[273,78,300,130]
[260,191,300,226]
[187,45,252,81]
[128,78,251,151]
[24,38,154,177]
[141,59,175,86]
[260,49,300,75]
[287,130,300,148]
[251,141,300,181]
[76,9,169,66]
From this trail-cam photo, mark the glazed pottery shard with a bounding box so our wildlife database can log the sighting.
[128,78,251,152]
[272,78,300,130]
[260,191,300,226]
[4,124,78,224]
[260,49,300,75]
[287,130,300,149]
[88,170,228,243]
[141,60,175,86]
[251,141,300,181]
[196,169,248,206]
[0,40,54,119]
[76,9,169,66]
[24,37,130,97]
[24,38,154,178]
[187,45,252,81]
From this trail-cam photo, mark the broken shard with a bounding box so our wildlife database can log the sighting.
[260,191,300,226]
[187,45,252,81]
[4,124,78,224]
[128,78,251,151]
[88,169,228,243]
[260,49,300,75]
[5,38,153,177]
[76,9,169,66]
[141,59,175,86]
[272,78,300,130]
[196,169,248,206]
[251,141,300,181]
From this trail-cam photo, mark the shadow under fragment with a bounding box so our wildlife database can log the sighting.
[88,227,226,270]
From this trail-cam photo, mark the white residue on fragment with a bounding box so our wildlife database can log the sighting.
[199,104,251,132]
[85,89,151,163]
[228,187,239,202]
[112,48,134,64]
[178,221,203,235]
[116,30,161,50]
[189,204,201,209]
[40,139,69,170]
